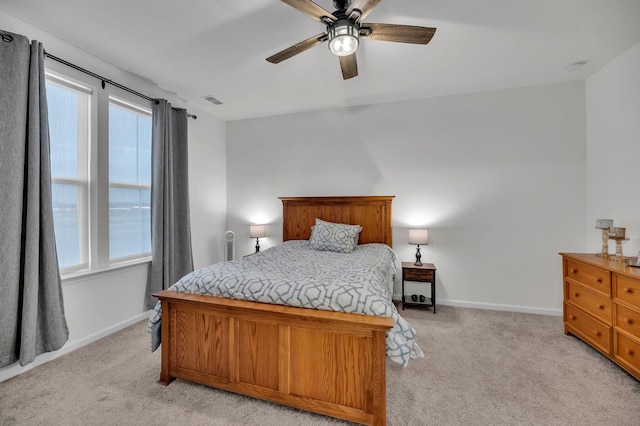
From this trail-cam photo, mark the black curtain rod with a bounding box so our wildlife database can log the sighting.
[44,52,197,119]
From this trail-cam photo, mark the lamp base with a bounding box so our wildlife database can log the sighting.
[255,238,260,253]
[414,246,423,266]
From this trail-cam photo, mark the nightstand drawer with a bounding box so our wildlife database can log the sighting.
[404,269,434,282]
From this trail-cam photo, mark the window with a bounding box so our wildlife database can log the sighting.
[46,70,152,276]
[46,76,90,270]
[108,99,152,260]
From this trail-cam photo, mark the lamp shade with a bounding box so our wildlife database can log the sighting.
[408,229,429,245]
[250,225,266,239]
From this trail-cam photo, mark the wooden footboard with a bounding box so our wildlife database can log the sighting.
[154,290,393,426]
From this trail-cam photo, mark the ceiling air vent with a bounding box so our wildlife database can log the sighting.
[202,95,223,106]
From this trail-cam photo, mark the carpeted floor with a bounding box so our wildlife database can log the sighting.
[1,305,639,426]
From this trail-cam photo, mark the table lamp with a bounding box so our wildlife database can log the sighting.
[409,229,429,266]
[250,224,266,253]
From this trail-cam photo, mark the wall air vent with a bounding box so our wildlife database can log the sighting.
[202,95,223,105]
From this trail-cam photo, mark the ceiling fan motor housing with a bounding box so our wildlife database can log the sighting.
[333,0,350,10]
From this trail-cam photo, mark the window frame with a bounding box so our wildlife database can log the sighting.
[44,66,153,281]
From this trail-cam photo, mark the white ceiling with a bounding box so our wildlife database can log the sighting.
[2,0,640,121]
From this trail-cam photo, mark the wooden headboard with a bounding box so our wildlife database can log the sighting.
[279,196,394,247]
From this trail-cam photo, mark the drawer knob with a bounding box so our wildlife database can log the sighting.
[593,330,601,336]
[573,292,579,297]
[572,269,578,274]
[568,314,576,320]
[597,304,604,310]
[625,318,633,324]
[625,348,634,356]
[624,287,633,294]
[596,278,602,283]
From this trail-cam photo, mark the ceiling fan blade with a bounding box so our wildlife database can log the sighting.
[347,0,381,21]
[280,0,336,22]
[339,53,358,80]
[266,33,327,64]
[360,23,436,44]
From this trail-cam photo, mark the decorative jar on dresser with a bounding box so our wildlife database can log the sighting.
[560,253,640,381]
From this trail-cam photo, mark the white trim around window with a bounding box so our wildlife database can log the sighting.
[45,67,153,282]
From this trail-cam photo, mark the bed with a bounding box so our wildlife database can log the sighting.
[151,196,418,425]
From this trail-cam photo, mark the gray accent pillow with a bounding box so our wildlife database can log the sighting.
[309,219,362,253]
[311,224,361,248]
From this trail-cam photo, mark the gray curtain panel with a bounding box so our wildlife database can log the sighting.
[0,30,69,368]
[145,100,194,309]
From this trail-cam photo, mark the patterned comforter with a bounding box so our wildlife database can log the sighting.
[149,240,424,366]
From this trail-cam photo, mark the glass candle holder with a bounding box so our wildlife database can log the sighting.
[609,237,627,262]
[596,228,610,257]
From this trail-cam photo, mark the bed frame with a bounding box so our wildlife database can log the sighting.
[154,196,395,425]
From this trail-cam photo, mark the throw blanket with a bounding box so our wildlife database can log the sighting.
[149,240,424,366]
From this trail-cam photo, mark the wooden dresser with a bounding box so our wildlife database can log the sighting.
[561,253,640,380]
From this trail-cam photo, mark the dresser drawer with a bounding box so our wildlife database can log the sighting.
[566,259,611,296]
[615,303,640,338]
[614,331,640,377]
[404,269,434,282]
[565,303,612,356]
[614,274,640,307]
[566,281,612,324]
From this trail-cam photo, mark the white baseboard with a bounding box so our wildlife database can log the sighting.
[393,295,562,317]
[0,311,152,383]
[3,296,563,383]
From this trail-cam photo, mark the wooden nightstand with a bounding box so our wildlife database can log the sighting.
[401,262,437,313]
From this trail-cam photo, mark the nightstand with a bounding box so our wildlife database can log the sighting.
[401,261,437,313]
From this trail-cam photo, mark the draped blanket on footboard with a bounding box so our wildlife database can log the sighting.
[149,240,423,366]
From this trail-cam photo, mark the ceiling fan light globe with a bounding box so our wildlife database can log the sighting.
[327,24,359,56]
[329,35,358,56]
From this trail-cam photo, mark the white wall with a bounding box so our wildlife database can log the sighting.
[227,82,587,314]
[188,107,227,269]
[586,41,640,257]
[0,10,227,381]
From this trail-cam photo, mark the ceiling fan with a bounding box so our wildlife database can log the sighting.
[266,0,436,80]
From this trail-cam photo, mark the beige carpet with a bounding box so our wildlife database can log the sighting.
[1,305,639,426]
